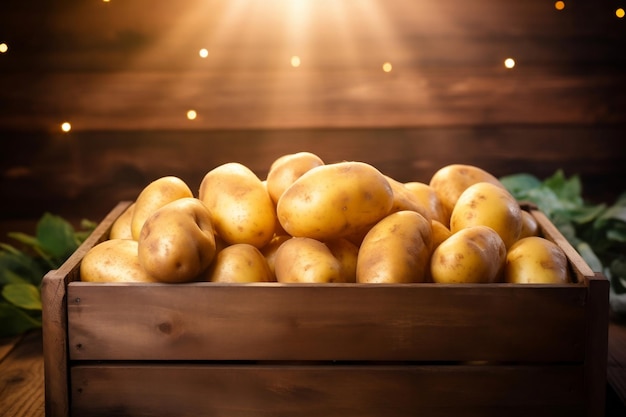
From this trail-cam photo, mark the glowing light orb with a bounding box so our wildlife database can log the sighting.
[504,58,516,69]
[61,122,72,132]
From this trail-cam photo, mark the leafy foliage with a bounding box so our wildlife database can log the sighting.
[0,214,95,338]
[500,170,626,312]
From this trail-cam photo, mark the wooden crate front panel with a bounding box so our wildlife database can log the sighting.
[69,363,586,417]
[67,282,587,362]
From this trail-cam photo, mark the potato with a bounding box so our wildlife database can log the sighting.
[131,176,193,240]
[80,239,157,283]
[206,243,273,283]
[519,210,540,239]
[384,175,432,222]
[431,219,452,250]
[505,236,571,284]
[266,152,325,205]
[431,225,506,284]
[260,234,292,280]
[429,164,505,219]
[277,161,394,241]
[138,197,217,283]
[274,237,342,283]
[109,202,135,240]
[450,181,522,249]
[404,181,449,227]
[199,162,276,248]
[357,210,432,284]
[325,238,359,283]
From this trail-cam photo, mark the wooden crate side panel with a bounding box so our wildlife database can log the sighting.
[67,283,587,362]
[584,272,610,417]
[41,201,132,417]
[69,363,586,417]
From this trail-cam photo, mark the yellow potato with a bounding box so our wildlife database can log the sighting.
[277,161,394,241]
[384,175,432,222]
[206,243,273,283]
[199,162,276,248]
[131,176,193,240]
[325,238,359,283]
[431,225,506,284]
[357,210,432,284]
[266,152,325,205]
[431,219,452,250]
[404,181,449,227]
[109,202,135,240]
[138,197,217,283]
[80,239,158,283]
[429,164,505,219]
[450,181,523,249]
[505,237,571,284]
[519,210,540,239]
[260,234,292,280]
[274,237,342,283]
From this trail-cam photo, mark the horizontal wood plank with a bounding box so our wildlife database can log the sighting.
[70,363,586,417]
[2,127,624,223]
[1,0,625,130]
[67,282,587,362]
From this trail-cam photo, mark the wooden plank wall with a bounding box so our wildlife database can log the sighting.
[1,0,625,228]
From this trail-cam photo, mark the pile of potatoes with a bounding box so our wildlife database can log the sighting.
[80,152,572,285]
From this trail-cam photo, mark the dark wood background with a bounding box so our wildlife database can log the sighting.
[1,0,625,235]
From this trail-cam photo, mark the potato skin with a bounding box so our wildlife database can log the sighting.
[519,210,540,239]
[274,237,342,283]
[431,220,452,250]
[276,161,394,241]
[404,181,449,227]
[357,210,432,284]
[109,202,135,240]
[81,239,158,283]
[430,225,506,284]
[260,234,292,280]
[266,152,325,205]
[199,162,276,248]
[206,243,273,283]
[138,198,217,283]
[429,164,505,220]
[131,176,193,240]
[384,175,432,222]
[450,181,523,249]
[505,237,571,284]
[325,238,359,283]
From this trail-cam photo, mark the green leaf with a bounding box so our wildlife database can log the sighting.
[575,242,604,272]
[2,283,42,310]
[0,302,41,338]
[499,173,542,198]
[36,213,79,261]
[0,269,31,285]
[0,250,48,285]
[543,170,584,206]
[6,231,40,250]
[607,227,626,243]
[598,204,626,224]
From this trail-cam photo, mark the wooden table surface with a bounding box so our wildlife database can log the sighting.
[1,319,625,417]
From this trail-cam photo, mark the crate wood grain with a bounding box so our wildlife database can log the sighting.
[42,202,609,417]
[70,364,586,417]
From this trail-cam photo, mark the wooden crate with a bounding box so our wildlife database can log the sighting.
[42,201,609,417]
